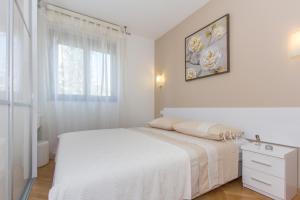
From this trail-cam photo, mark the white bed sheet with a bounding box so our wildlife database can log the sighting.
[50,128,191,200]
[49,128,240,200]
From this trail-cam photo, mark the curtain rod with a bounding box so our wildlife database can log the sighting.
[40,1,131,35]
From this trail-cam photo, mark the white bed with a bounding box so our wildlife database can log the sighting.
[49,127,244,200]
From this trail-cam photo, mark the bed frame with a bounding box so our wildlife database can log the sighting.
[161,107,300,147]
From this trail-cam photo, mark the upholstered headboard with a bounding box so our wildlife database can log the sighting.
[161,107,300,147]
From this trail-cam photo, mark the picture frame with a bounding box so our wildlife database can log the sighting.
[185,14,230,81]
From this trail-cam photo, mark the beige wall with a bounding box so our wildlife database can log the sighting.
[155,0,300,116]
[155,0,300,187]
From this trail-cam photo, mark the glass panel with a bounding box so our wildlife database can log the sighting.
[12,2,32,200]
[13,3,31,104]
[15,0,31,31]
[0,106,9,200]
[0,0,8,101]
[0,0,9,199]
[57,44,84,95]
[12,106,31,200]
[0,33,7,100]
[90,51,111,96]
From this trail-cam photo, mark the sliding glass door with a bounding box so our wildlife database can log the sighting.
[13,1,32,198]
[0,0,9,199]
[0,105,9,200]
[0,0,33,199]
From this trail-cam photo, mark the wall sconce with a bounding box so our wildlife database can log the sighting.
[156,74,165,88]
[289,30,300,58]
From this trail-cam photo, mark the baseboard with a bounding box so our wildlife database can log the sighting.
[21,178,35,200]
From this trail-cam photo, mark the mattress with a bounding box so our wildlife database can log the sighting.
[49,127,240,200]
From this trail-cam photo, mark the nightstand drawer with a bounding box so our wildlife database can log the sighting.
[243,150,285,178]
[243,167,285,199]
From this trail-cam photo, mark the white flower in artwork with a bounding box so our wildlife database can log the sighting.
[212,25,225,41]
[186,68,197,80]
[200,47,222,69]
[188,35,204,53]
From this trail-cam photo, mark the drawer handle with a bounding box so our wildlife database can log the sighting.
[251,177,272,186]
[251,160,271,167]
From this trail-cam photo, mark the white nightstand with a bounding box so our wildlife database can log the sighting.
[241,142,298,200]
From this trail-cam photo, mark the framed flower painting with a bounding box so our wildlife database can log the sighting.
[185,14,230,81]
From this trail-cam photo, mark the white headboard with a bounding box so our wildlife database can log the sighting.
[161,107,300,147]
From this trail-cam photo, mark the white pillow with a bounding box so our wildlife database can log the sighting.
[148,117,182,131]
[173,121,243,141]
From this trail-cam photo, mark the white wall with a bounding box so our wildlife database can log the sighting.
[122,34,154,127]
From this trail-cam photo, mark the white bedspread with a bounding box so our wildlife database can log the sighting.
[49,128,191,200]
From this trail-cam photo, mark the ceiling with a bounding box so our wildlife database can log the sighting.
[47,0,210,39]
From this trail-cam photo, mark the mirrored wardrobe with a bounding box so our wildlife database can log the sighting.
[0,0,34,199]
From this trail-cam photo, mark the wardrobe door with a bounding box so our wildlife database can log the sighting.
[12,1,32,200]
[0,0,9,199]
[0,107,9,200]
[15,0,31,29]
[0,0,8,101]
[12,107,31,200]
[13,3,31,104]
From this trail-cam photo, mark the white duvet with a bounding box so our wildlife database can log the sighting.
[49,128,191,200]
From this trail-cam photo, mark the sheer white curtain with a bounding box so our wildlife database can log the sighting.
[38,6,127,155]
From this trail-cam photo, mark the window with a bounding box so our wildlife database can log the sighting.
[55,44,113,100]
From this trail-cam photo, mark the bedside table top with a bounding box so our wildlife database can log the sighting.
[241,142,296,158]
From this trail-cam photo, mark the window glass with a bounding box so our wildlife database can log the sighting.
[90,51,111,97]
[57,44,84,96]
